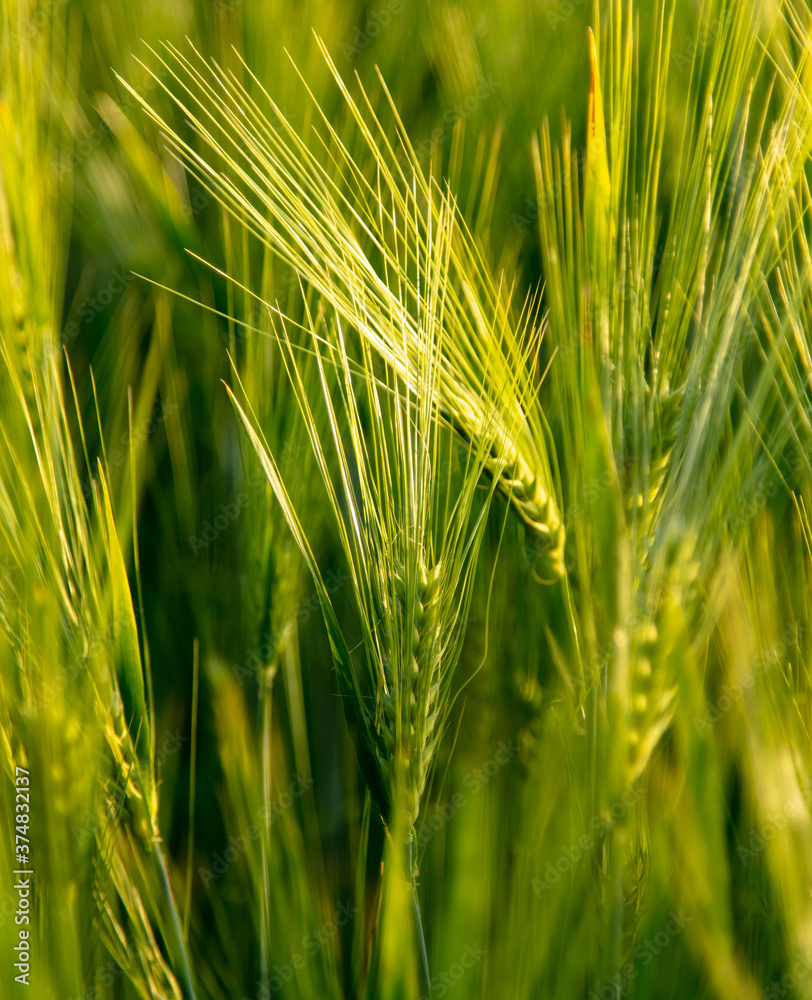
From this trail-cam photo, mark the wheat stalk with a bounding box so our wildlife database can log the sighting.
[225,186,509,824]
[219,181,518,994]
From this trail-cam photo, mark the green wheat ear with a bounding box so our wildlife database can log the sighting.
[223,185,512,838]
[221,183,515,998]
[379,556,443,824]
[0,9,202,991]
[118,36,566,580]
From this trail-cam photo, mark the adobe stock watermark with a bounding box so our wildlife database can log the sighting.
[736,786,812,867]
[522,454,637,568]
[241,899,359,999]
[221,270,303,346]
[341,0,403,61]
[413,739,519,848]
[198,773,315,887]
[542,0,590,31]
[187,471,265,556]
[33,268,138,375]
[692,623,809,734]
[232,568,351,686]
[531,783,647,896]
[587,910,692,1000]
[213,0,242,18]
[724,450,806,534]
[67,268,136,331]
[57,72,165,180]
[71,729,188,845]
[671,0,747,72]
[419,942,486,1000]
[10,0,69,43]
[78,397,179,501]
[31,608,144,711]
[511,117,628,232]
[411,75,501,162]
[66,936,139,1000]
[763,952,812,1000]
[187,445,309,556]
[516,582,679,692]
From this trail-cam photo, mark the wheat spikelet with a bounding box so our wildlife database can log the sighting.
[377,556,443,825]
[625,553,699,785]
[500,435,565,571]
[626,611,675,786]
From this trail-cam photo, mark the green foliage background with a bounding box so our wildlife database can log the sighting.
[2,1,812,998]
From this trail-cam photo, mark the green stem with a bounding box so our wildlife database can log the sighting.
[260,665,276,997]
[154,839,198,1000]
[409,830,431,998]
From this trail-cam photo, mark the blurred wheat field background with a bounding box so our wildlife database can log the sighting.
[2,0,812,998]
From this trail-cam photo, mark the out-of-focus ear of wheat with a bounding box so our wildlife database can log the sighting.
[523,0,812,987]
[0,4,197,997]
[535,0,812,789]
